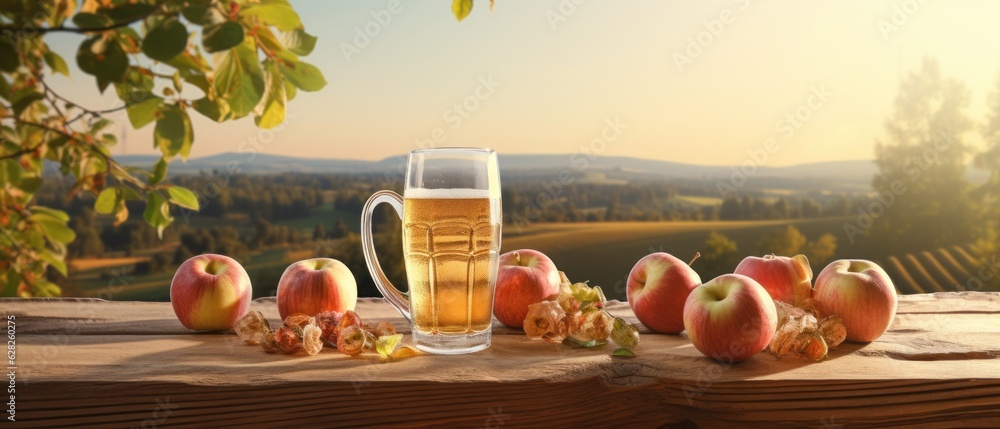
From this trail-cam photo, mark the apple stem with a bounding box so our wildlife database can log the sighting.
[765,253,776,260]
[688,252,701,266]
[513,252,521,266]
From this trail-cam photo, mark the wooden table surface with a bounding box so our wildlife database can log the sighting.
[3,292,1000,428]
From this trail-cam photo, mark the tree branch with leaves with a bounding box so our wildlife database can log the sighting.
[0,0,326,297]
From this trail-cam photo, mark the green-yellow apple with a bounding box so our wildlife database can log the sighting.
[170,254,252,331]
[627,252,702,334]
[277,258,358,320]
[734,254,813,305]
[494,249,561,328]
[683,274,777,363]
[813,259,897,342]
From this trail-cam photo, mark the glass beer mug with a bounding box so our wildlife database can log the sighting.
[361,148,502,354]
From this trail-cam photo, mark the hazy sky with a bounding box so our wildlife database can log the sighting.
[46,1,1000,166]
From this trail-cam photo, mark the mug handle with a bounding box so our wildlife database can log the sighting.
[361,190,410,322]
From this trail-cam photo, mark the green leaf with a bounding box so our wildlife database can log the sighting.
[182,4,225,25]
[154,104,193,160]
[0,75,11,100]
[76,36,128,92]
[149,157,168,185]
[11,92,44,116]
[241,3,302,31]
[192,97,228,122]
[375,334,403,357]
[0,159,23,185]
[561,337,608,349]
[0,37,16,72]
[125,97,162,129]
[43,51,70,76]
[95,187,117,214]
[72,12,109,30]
[172,71,183,92]
[214,41,265,118]
[202,21,245,53]
[39,251,69,277]
[30,206,70,222]
[142,17,188,62]
[280,29,317,56]
[166,186,199,210]
[612,347,637,358]
[143,192,173,239]
[452,0,473,22]
[254,60,286,129]
[122,186,144,201]
[278,59,326,92]
[35,218,76,244]
[17,177,43,193]
[101,3,155,24]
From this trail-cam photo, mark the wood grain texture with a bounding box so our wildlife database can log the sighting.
[2,293,999,428]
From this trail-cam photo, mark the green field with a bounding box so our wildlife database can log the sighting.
[273,203,360,232]
[501,217,854,301]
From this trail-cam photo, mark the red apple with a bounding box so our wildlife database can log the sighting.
[813,259,897,342]
[170,254,252,331]
[683,274,777,363]
[494,249,561,328]
[734,254,813,305]
[277,258,358,320]
[626,253,701,334]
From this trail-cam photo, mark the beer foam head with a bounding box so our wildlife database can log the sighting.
[405,188,494,199]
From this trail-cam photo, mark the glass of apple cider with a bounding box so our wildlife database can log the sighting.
[361,148,501,354]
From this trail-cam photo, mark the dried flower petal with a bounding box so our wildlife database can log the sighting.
[817,316,847,348]
[611,317,640,349]
[385,345,423,360]
[797,333,828,360]
[336,325,366,356]
[273,326,302,354]
[260,331,280,353]
[376,334,403,357]
[283,313,317,340]
[374,321,396,337]
[235,310,270,345]
[612,347,637,357]
[315,311,344,345]
[572,310,612,342]
[524,301,566,338]
[302,325,323,356]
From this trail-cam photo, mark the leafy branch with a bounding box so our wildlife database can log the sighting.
[0,0,327,297]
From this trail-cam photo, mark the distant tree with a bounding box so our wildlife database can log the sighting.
[331,218,350,239]
[756,225,807,257]
[867,59,976,251]
[605,197,620,221]
[974,71,1000,276]
[803,233,838,266]
[699,231,739,278]
[719,197,742,220]
[312,222,326,241]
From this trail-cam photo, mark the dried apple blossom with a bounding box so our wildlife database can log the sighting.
[235,310,270,345]
[572,310,612,342]
[336,325,367,356]
[284,313,317,337]
[374,321,397,337]
[302,325,324,356]
[524,300,566,338]
[273,327,302,354]
[260,331,281,353]
[315,311,344,345]
[769,299,846,360]
[611,317,639,350]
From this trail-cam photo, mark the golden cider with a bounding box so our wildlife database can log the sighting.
[403,192,500,334]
